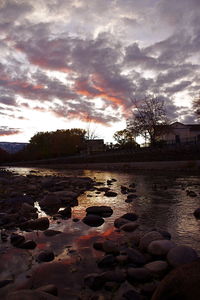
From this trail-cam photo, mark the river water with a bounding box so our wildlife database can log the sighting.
[4,166,200,253]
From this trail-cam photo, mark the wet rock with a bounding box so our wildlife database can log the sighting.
[19,240,37,249]
[141,282,158,297]
[129,183,136,188]
[6,290,58,299]
[104,191,118,197]
[120,222,139,232]
[139,231,164,251]
[43,230,62,237]
[127,267,152,282]
[36,284,58,296]
[125,248,146,266]
[148,240,176,256]
[167,245,199,267]
[86,206,113,217]
[10,233,25,247]
[121,213,139,222]
[125,198,133,203]
[157,230,171,240]
[97,254,116,268]
[127,194,138,199]
[84,273,105,290]
[82,214,104,227]
[59,207,71,218]
[37,251,55,263]
[144,261,169,277]
[152,261,200,300]
[113,281,142,300]
[20,217,50,231]
[114,217,130,228]
[127,232,143,246]
[193,208,200,219]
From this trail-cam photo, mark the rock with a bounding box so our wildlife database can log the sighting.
[113,281,142,300]
[43,230,62,237]
[6,290,58,299]
[97,255,116,268]
[148,240,176,256]
[84,273,105,290]
[82,214,104,227]
[127,232,143,246]
[36,284,58,296]
[104,191,118,197]
[114,217,130,228]
[0,279,13,288]
[152,261,200,300]
[59,207,71,218]
[86,206,113,217]
[144,261,169,277]
[125,198,133,203]
[10,233,25,247]
[102,269,126,283]
[127,194,138,199]
[20,217,50,231]
[121,213,138,222]
[120,222,139,232]
[194,208,200,219]
[186,190,197,197]
[127,267,152,282]
[93,242,104,251]
[125,248,146,266]
[139,231,164,251]
[102,240,119,254]
[19,240,37,249]
[19,203,37,215]
[141,282,158,297]
[167,245,199,267]
[37,251,55,263]
[157,230,171,240]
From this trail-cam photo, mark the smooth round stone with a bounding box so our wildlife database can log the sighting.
[21,217,50,231]
[10,233,25,247]
[84,273,105,290]
[114,217,130,228]
[148,240,176,256]
[120,222,139,232]
[43,230,61,237]
[82,214,104,227]
[37,251,55,263]
[102,269,126,283]
[121,213,138,222]
[19,240,37,250]
[145,260,168,276]
[127,267,152,282]
[36,284,58,296]
[167,245,199,267]
[139,231,164,251]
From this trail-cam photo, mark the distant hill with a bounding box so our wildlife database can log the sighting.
[0,142,28,153]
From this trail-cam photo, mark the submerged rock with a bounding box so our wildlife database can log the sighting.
[37,251,55,263]
[193,208,200,219]
[86,206,113,217]
[20,217,50,231]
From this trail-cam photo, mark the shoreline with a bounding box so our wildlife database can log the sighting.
[3,160,200,174]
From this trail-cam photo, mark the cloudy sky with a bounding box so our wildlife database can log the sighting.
[0,0,200,143]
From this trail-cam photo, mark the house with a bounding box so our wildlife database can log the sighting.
[85,139,105,154]
[156,122,200,145]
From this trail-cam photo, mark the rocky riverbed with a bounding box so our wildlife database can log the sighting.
[0,168,200,299]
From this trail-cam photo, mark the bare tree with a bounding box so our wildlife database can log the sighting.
[84,115,99,140]
[128,95,168,145]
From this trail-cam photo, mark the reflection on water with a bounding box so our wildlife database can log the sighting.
[2,166,200,253]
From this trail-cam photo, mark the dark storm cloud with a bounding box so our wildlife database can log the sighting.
[0,96,16,106]
[0,126,22,136]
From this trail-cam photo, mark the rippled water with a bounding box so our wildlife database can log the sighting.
[3,166,200,253]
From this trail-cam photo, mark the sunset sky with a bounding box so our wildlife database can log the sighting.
[0,0,200,143]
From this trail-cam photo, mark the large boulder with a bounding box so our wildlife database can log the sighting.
[167,245,199,267]
[152,261,200,300]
